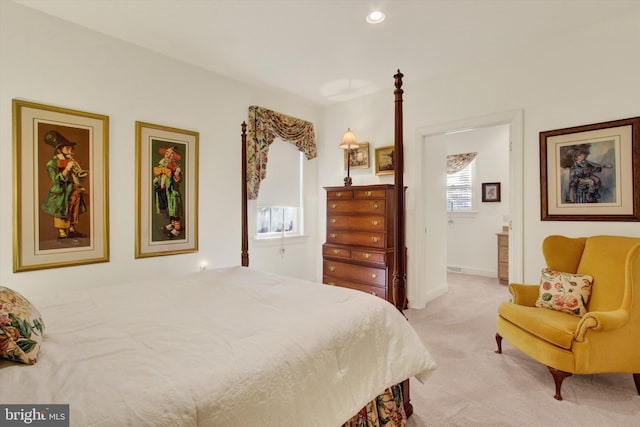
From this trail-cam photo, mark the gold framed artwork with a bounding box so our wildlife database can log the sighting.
[540,116,640,221]
[343,142,370,169]
[135,121,199,258]
[375,145,395,176]
[12,99,109,272]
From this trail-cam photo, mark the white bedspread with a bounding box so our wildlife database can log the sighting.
[0,266,436,426]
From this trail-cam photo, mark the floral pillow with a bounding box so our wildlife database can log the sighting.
[0,286,45,364]
[535,268,593,317]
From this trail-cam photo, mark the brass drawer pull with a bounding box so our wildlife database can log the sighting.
[329,233,337,239]
[330,203,337,209]
[332,249,340,254]
[371,220,379,226]
[336,192,343,197]
[330,218,337,224]
[329,266,336,272]
[363,253,371,259]
[371,237,379,243]
[371,273,377,279]
[372,203,379,209]
[365,191,372,196]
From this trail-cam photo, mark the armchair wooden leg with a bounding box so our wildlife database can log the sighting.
[494,333,503,354]
[547,367,572,401]
[633,374,640,395]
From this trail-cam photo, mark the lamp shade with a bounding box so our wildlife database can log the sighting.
[339,128,359,149]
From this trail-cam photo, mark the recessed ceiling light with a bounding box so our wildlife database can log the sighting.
[366,10,385,24]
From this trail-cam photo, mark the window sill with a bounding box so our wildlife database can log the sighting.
[449,211,478,218]
[252,234,309,247]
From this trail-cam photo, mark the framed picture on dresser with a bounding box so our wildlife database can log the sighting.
[374,145,395,175]
[344,142,370,170]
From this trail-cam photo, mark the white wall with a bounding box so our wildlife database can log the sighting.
[320,9,640,295]
[445,125,510,277]
[0,1,322,296]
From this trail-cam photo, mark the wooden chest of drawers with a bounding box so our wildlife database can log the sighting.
[322,184,399,304]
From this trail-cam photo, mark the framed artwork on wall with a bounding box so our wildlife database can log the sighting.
[482,182,501,202]
[135,121,199,258]
[374,145,395,176]
[540,116,640,221]
[344,142,370,169]
[12,99,110,272]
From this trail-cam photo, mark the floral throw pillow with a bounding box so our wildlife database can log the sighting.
[0,286,45,364]
[535,268,593,317]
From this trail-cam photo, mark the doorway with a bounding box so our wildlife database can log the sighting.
[445,124,509,277]
[410,110,523,309]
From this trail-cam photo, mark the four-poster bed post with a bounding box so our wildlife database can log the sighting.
[241,121,249,267]
[392,69,407,311]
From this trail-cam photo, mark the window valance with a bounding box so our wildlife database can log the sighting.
[247,106,317,200]
[447,152,477,174]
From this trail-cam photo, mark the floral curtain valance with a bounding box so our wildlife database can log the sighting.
[247,106,317,200]
[447,152,477,174]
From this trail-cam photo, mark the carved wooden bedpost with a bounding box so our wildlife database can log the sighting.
[241,122,249,267]
[392,70,407,312]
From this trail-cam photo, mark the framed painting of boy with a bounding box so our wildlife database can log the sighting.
[540,116,640,221]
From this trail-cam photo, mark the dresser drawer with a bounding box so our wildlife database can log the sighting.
[351,249,387,264]
[322,244,351,259]
[326,230,386,248]
[323,260,386,287]
[327,214,385,231]
[323,276,386,299]
[498,245,508,260]
[498,262,508,280]
[354,189,387,199]
[327,199,386,214]
[327,189,354,199]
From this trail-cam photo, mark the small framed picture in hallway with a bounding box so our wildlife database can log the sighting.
[482,182,501,202]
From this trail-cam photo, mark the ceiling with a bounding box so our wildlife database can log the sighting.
[12,0,640,106]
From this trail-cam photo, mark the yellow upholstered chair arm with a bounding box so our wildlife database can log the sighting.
[574,309,629,342]
[508,283,539,307]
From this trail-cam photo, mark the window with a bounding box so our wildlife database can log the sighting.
[447,159,474,211]
[256,207,297,235]
[256,139,303,238]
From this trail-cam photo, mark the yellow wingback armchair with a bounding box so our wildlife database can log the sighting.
[496,235,640,400]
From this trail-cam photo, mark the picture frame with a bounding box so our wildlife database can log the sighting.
[482,182,501,202]
[135,121,199,258]
[540,116,640,221]
[374,145,395,176]
[343,142,370,170]
[12,99,109,272]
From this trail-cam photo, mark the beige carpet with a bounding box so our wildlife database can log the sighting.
[404,273,640,426]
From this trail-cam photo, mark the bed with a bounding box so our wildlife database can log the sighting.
[0,71,435,426]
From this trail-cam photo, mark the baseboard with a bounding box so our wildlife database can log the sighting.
[447,265,496,278]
